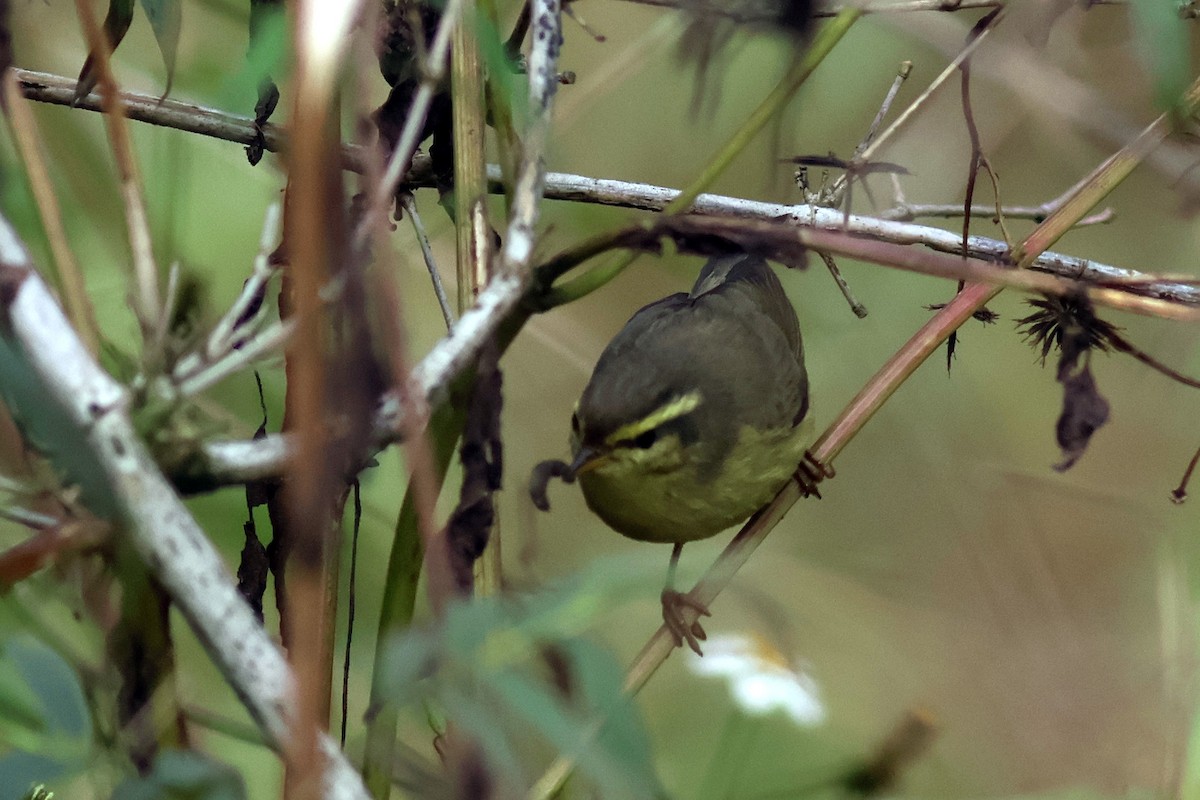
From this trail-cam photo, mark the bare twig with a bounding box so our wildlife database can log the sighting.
[171,205,284,385]
[887,10,1200,197]
[205,204,283,362]
[855,60,912,159]
[175,319,294,399]
[0,214,370,800]
[70,0,161,344]
[816,250,867,317]
[399,193,455,331]
[879,201,1114,226]
[826,11,1000,208]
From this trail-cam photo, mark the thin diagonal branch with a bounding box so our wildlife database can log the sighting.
[2,72,101,355]
[70,0,161,344]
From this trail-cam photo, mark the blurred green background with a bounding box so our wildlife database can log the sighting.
[4,1,1200,798]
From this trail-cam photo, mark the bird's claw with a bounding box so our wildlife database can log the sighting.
[661,589,711,656]
[794,450,835,498]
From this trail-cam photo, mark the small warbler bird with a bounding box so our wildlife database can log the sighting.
[566,253,814,654]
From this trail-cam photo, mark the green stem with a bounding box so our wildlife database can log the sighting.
[452,0,490,312]
[540,8,862,308]
[361,401,466,799]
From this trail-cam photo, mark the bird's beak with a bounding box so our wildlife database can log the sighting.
[570,446,609,477]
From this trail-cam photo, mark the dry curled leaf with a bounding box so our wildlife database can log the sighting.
[1054,358,1110,472]
[446,347,504,593]
[1017,294,1115,471]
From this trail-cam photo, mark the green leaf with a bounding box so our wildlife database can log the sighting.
[0,333,118,519]
[559,638,656,789]
[138,0,182,98]
[1129,0,1190,115]
[379,630,437,705]
[111,749,246,800]
[0,636,92,793]
[5,638,89,740]
[220,0,287,110]
[74,0,135,101]
[486,666,660,799]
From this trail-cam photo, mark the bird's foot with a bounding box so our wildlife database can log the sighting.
[794,450,835,499]
[661,589,711,656]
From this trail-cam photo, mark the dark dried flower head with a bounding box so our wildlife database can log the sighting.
[1016,293,1120,367]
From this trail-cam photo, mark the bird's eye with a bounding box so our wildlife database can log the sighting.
[632,429,658,449]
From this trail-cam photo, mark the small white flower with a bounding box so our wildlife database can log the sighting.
[688,633,825,726]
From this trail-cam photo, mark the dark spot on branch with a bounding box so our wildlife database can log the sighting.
[0,265,27,310]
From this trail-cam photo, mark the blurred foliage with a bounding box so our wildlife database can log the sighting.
[0,633,93,800]
[111,750,246,800]
[380,563,661,797]
[1128,0,1190,116]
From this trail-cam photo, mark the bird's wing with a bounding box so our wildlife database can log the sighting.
[690,254,802,361]
[687,256,809,433]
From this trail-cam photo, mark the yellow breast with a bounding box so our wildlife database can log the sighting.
[578,418,812,544]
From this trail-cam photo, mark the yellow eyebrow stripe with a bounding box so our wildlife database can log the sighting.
[605,391,703,446]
